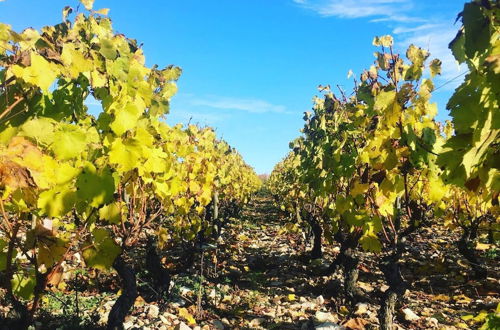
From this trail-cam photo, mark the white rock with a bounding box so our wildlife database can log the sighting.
[315,311,337,323]
[163,311,177,319]
[175,321,192,330]
[402,308,420,321]
[301,301,317,310]
[354,303,369,315]
[123,320,135,330]
[315,322,344,330]
[159,315,169,325]
[180,286,192,295]
[249,318,265,327]
[316,295,325,305]
[427,317,439,328]
[209,289,217,299]
[147,304,160,319]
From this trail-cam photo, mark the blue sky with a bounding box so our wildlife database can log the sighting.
[0,0,467,173]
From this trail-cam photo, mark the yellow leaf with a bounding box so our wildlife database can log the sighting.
[431,294,450,302]
[475,243,491,251]
[80,0,94,10]
[453,294,473,304]
[288,294,296,301]
[350,182,369,197]
[11,53,59,92]
[94,8,110,15]
[178,307,196,325]
[134,296,146,307]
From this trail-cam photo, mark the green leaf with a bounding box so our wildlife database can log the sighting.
[38,237,68,268]
[51,124,87,160]
[99,38,118,60]
[82,228,121,270]
[449,30,466,64]
[21,117,56,146]
[359,234,382,252]
[462,3,490,60]
[98,202,124,224]
[110,101,142,135]
[11,271,36,300]
[109,138,142,173]
[11,53,59,92]
[0,239,17,271]
[61,43,94,78]
[37,184,77,217]
[76,163,115,207]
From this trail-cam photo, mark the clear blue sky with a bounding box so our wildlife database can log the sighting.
[0,0,467,174]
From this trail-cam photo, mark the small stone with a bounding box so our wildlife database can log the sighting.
[163,311,177,319]
[174,321,192,330]
[354,303,368,315]
[316,295,325,305]
[159,315,169,325]
[123,320,134,330]
[427,317,439,328]
[193,326,201,330]
[213,320,225,330]
[402,308,420,321]
[301,301,317,310]
[315,311,337,323]
[249,318,265,327]
[147,304,160,319]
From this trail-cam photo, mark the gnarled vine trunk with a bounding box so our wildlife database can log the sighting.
[324,232,364,304]
[310,218,323,259]
[378,251,407,330]
[107,255,137,330]
[457,226,487,280]
[146,244,171,300]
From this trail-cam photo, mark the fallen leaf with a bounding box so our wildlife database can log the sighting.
[178,307,196,325]
[343,317,369,330]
